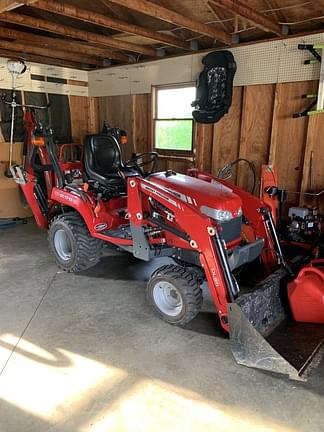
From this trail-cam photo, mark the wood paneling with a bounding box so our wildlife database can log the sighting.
[87,97,100,134]
[98,93,150,161]
[98,95,134,160]
[211,86,243,180]
[69,95,90,143]
[269,81,318,207]
[237,84,275,192]
[132,94,150,154]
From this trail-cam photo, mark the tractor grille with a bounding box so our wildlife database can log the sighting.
[219,216,242,243]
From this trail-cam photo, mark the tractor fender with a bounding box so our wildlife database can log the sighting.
[50,187,111,234]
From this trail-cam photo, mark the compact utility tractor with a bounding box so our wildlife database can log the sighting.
[11,126,324,381]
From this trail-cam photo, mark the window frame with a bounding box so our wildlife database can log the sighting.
[152,83,196,156]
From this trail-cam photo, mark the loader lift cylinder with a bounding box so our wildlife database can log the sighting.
[213,226,239,302]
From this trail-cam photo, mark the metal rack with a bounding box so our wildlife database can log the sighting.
[293,44,324,117]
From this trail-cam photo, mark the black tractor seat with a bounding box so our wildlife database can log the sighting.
[84,134,138,195]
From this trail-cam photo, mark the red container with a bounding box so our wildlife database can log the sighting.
[288,259,324,324]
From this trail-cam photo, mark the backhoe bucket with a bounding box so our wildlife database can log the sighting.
[228,270,324,381]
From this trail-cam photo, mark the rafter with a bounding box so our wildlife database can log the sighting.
[212,0,283,36]
[31,0,191,50]
[0,0,37,13]
[0,12,158,57]
[0,26,130,62]
[107,0,232,44]
[0,39,104,66]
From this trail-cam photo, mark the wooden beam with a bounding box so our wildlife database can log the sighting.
[31,0,191,50]
[0,12,158,57]
[212,0,282,36]
[108,0,231,44]
[0,0,37,13]
[0,47,90,69]
[0,39,104,66]
[0,26,129,62]
[195,124,214,172]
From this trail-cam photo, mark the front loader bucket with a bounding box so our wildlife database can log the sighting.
[228,270,324,381]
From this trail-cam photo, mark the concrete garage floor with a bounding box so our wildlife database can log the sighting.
[0,221,323,432]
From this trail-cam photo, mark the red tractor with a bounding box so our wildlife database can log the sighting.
[11,126,324,381]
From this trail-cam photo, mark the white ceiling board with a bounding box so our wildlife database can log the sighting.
[29,63,88,82]
[0,57,88,96]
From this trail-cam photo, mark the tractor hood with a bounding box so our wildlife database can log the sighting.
[149,172,242,220]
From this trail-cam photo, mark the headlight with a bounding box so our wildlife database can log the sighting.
[200,205,242,222]
[213,209,233,222]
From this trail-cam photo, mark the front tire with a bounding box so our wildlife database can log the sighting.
[48,212,103,272]
[146,264,203,325]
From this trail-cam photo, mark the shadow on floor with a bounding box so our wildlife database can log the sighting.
[183,312,226,338]
[81,254,173,282]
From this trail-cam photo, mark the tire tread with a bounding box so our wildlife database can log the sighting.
[49,212,103,272]
[147,264,203,325]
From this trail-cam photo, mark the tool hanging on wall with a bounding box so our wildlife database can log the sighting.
[293,44,324,117]
[1,59,49,178]
[3,60,26,177]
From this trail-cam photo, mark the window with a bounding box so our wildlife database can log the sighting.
[153,85,196,153]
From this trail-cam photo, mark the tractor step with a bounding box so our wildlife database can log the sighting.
[101,225,132,240]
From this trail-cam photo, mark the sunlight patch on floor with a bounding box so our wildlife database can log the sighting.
[0,334,127,423]
[0,334,299,432]
[83,379,297,432]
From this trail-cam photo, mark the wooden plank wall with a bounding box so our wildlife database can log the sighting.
[95,80,323,211]
[69,95,99,143]
[98,94,165,169]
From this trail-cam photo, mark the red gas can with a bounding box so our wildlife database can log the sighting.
[288,259,324,324]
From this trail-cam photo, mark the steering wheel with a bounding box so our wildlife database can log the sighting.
[125,152,159,176]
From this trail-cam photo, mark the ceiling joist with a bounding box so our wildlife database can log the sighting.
[0,48,90,69]
[108,0,232,44]
[212,0,283,36]
[31,0,191,50]
[0,39,104,66]
[0,12,158,57]
[0,0,37,13]
[0,26,130,62]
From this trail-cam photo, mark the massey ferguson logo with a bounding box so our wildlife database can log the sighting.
[94,223,108,231]
[166,188,197,206]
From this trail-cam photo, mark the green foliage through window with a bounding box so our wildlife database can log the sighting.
[155,120,193,151]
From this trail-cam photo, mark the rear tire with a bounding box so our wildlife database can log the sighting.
[146,264,203,326]
[48,212,103,272]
